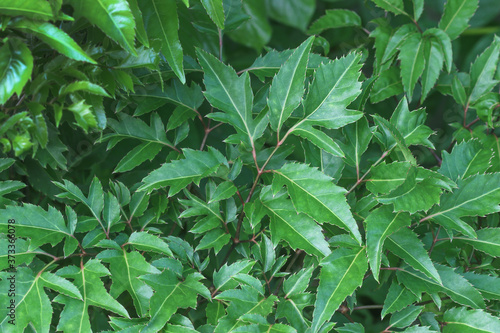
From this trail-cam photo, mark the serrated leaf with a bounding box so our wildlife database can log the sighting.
[201,0,225,29]
[461,272,500,301]
[0,0,54,20]
[283,266,314,297]
[366,206,410,281]
[338,116,374,172]
[59,81,110,97]
[268,36,314,134]
[390,305,423,328]
[468,36,500,104]
[292,125,344,157]
[0,39,33,105]
[382,282,420,319]
[372,114,417,165]
[439,0,479,40]
[272,163,362,244]
[67,0,136,55]
[421,36,444,102]
[438,139,491,181]
[10,19,96,63]
[398,33,425,101]
[307,10,361,35]
[443,307,500,332]
[370,67,404,103]
[295,52,363,131]
[453,228,500,257]
[97,249,161,316]
[128,231,173,256]
[372,0,409,17]
[386,228,441,283]
[209,181,237,203]
[139,147,227,194]
[425,173,500,238]
[196,229,231,252]
[54,260,130,331]
[197,49,262,145]
[139,0,184,82]
[139,271,210,333]
[213,260,255,291]
[260,186,332,258]
[425,28,453,73]
[114,142,163,173]
[310,247,368,333]
[397,264,485,309]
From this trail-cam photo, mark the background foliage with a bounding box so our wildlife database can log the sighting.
[1,0,500,332]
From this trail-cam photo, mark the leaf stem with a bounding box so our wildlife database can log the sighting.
[347,150,389,195]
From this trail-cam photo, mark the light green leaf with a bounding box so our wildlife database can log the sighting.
[366,206,410,282]
[424,28,453,73]
[372,114,417,165]
[338,117,374,171]
[307,10,361,35]
[201,0,225,29]
[283,266,314,298]
[209,181,238,203]
[128,0,149,47]
[128,231,173,256]
[0,180,26,197]
[195,229,231,252]
[461,272,500,301]
[390,306,423,328]
[140,0,185,83]
[398,33,425,101]
[268,36,314,134]
[272,163,362,244]
[260,186,332,258]
[60,81,110,97]
[292,125,344,157]
[421,36,444,102]
[413,0,424,21]
[67,0,137,55]
[10,19,96,63]
[311,247,368,333]
[443,307,500,332]
[439,0,479,40]
[0,0,54,20]
[213,260,255,291]
[386,228,441,283]
[138,147,227,194]
[0,39,33,105]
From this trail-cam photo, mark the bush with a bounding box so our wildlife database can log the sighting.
[1,0,500,332]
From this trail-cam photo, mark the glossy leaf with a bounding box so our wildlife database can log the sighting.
[0,39,33,105]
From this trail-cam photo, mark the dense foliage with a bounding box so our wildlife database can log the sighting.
[1,0,500,332]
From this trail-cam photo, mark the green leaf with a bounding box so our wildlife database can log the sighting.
[128,0,149,47]
[97,249,161,316]
[453,228,500,257]
[381,24,417,66]
[0,39,33,105]
[386,228,441,283]
[196,229,231,252]
[425,28,453,73]
[128,231,173,256]
[296,52,363,131]
[264,0,315,32]
[268,36,314,134]
[390,305,423,328]
[67,0,137,55]
[0,180,26,197]
[421,36,444,102]
[140,271,210,333]
[382,282,420,319]
[398,33,425,101]
[10,19,95,64]
[443,307,500,332]
[468,36,500,104]
[201,0,225,29]
[372,114,417,165]
[272,163,362,244]
[54,260,130,331]
[0,0,54,20]
[114,142,163,173]
[311,247,368,333]
[366,206,410,282]
[371,0,408,16]
[209,181,238,203]
[140,0,185,83]
[370,67,404,103]
[307,10,361,35]
[197,48,263,146]
[397,264,485,309]
[292,125,344,157]
[439,0,479,40]
[213,260,256,291]
[438,139,491,181]
[425,173,500,238]
[260,186,332,258]
[60,81,111,97]
[138,147,227,194]
[283,266,314,298]
[413,0,424,21]
[338,117,374,171]
[461,272,500,301]
[0,204,72,248]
